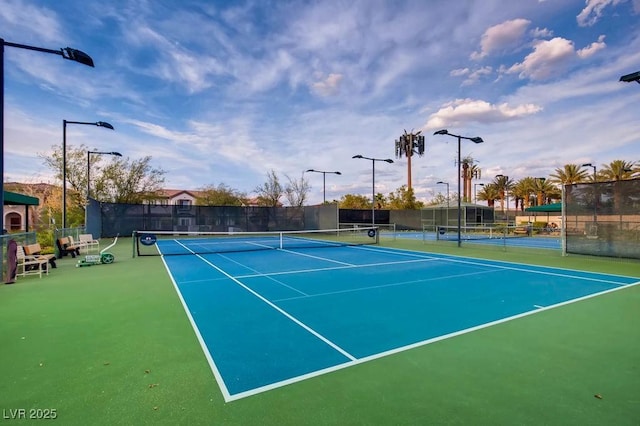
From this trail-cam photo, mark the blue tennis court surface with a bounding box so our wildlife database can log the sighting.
[161,244,638,402]
[396,231,562,250]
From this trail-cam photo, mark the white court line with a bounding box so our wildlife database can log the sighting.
[159,255,233,402]
[279,248,355,266]
[216,252,309,296]
[226,279,640,402]
[233,257,441,280]
[161,241,639,402]
[351,245,633,286]
[273,268,496,302]
[169,241,358,392]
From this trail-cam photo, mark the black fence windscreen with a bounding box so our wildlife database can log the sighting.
[565,179,640,259]
[98,203,338,237]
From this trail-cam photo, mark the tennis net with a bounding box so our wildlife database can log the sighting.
[433,224,531,241]
[133,226,380,256]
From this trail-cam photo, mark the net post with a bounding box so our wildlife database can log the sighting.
[132,231,137,258]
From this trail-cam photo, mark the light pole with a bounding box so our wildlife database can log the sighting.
[305,169,341,204]
[1,38,94,232]
[582,163,598,224]
[436,181,450,207]
[581,163,597,181]
[433,129,484,247]
[474,183,484,204]
[63,120,114,228]
[86,150,122,225]
[352,155,394,226]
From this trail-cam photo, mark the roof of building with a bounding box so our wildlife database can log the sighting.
[3,190,39,206]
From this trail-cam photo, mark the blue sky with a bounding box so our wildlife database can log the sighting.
[2,0,639,205]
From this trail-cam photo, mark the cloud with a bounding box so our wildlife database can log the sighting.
[530,27,553,39]
[471,18,531,60]
[506,35,607,80]
[423,99,542,129]
[577,35,607,58]
[506,37,576,80]
[450,67,493,86]
[310,73,344,96]
[577,0,625,27]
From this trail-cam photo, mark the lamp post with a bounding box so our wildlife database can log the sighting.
[1,38,94,232]
[63,120,114,228]
[352,155,394,225]
[474,183,484,204]
[581,163,597,182]
[436,181,450,207]
[305,169,341,204]
[433,129,484,247]
[86,150,122,225]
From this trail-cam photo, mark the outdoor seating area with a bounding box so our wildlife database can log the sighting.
[15,245,49,279]
[56,237,81,258]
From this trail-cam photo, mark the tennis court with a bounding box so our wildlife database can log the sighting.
[153,231,637,402]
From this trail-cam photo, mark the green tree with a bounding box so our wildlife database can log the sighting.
[477,184,500,207]
[492,175,513,214]
[100,156,166,204]
[599,160,637,211]
[41,144,166,225]
[254,170,283,207]
[387,185,424,210]
[599,160,636,181]
[549,164,589,185]
[339,194,371,209]
[512,177,536,211]
[196,184,246,206]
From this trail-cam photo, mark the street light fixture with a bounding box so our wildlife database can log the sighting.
[0,38,95,233]
[474,183,485,204]
[352,155,394,226]
[63,120,114,228]
[581,163,597,181]
[619,71,640,84]
[433,129,484,247]
[436,181,450,207]
[305,169,341,204]
[86,150,122,226]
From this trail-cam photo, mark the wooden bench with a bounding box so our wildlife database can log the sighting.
[513,226,531,235]
[57,237,81,258]
[16,245,49,278]
[24,243,57,269]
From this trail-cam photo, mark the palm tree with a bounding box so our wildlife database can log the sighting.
[477,183,500,207]
[513,177,536,210]
[599,160,636,181]
[549,164,589,206]
[599,160,637,213]
[493,175,513,216]
[549,164,589,185]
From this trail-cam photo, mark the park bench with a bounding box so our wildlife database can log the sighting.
[16,245,49,278]
[24,243,57,269]
[56,237,81,258]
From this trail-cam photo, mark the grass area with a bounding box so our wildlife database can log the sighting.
[1,237,639,425]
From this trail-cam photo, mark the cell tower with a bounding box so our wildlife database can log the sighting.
[394,130,425,190]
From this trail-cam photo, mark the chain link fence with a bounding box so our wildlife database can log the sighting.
[564,179,640,259]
